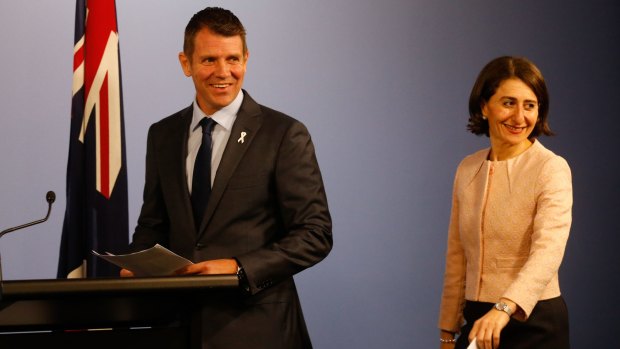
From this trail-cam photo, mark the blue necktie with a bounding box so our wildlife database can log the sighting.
[191,117,216,229]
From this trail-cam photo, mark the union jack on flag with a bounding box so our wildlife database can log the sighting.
[58,0,129,278]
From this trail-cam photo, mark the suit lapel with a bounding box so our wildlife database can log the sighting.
[197,92,263,238]
[163,106,196,235]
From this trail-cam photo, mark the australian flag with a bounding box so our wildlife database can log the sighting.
[57,0,128,278]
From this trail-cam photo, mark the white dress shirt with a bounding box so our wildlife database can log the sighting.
[186,90,243,193]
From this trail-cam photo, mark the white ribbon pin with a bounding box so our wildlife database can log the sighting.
[238,131,247,144]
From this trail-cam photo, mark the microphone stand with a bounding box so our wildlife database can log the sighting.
[0,191,55,294]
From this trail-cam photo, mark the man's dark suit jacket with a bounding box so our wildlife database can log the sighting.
[129,91,332,349]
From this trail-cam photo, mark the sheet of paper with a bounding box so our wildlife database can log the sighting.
[467,338,477,349]
[93,244,193,276]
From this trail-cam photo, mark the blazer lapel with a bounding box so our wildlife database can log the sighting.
[197,92,263,238]
[161,106,196,235]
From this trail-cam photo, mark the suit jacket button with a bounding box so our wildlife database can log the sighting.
[195,243,205,250]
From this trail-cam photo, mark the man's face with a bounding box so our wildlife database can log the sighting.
[179,27,248,115]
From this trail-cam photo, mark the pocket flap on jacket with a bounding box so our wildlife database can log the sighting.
[495,257,528,268]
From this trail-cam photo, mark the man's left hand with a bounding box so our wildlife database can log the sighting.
[175,258,238,275]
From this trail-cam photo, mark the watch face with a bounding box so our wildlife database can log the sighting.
[495,302,511,315]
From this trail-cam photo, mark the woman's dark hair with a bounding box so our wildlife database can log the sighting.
[467,56,553,137]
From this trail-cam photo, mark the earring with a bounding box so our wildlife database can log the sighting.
[482,115,487,120]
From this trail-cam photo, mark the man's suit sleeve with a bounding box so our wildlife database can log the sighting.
[129,123,169,252]
[236,121,333,295]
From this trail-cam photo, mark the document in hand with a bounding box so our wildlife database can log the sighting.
[92,244,193,276]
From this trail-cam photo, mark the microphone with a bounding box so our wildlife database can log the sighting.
[0,191,55,287]
[0,191,56,239]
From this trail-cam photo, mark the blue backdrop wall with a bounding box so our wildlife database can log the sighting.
[0,1,618,347]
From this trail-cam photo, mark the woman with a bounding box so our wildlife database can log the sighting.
[438,56,572,349]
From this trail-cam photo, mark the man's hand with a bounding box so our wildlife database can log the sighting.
[175,258,238,275]
[120,268,134,277]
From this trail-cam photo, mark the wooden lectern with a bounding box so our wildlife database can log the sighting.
[0,275,238,349]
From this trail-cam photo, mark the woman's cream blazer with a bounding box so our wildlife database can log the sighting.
[439,140,572,332]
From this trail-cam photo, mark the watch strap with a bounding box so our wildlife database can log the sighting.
[234,258,250,294]
[494,301,513,316]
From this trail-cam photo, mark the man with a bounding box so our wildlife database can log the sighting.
[122,7,332,349]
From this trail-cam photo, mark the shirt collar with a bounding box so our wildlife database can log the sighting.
[190,90,244,132]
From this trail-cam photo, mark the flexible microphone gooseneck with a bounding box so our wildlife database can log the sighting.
[0,191,55,239]
[0,191,56,288]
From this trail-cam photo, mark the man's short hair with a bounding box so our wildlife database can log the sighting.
[183,7,247,59]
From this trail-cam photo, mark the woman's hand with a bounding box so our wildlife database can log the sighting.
[468,299,516,349]
[440,342,456,349]
[439,330,457,349]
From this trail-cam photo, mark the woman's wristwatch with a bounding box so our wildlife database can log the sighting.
[494,301,514,316]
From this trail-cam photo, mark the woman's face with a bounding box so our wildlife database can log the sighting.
[482,78,539,149]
